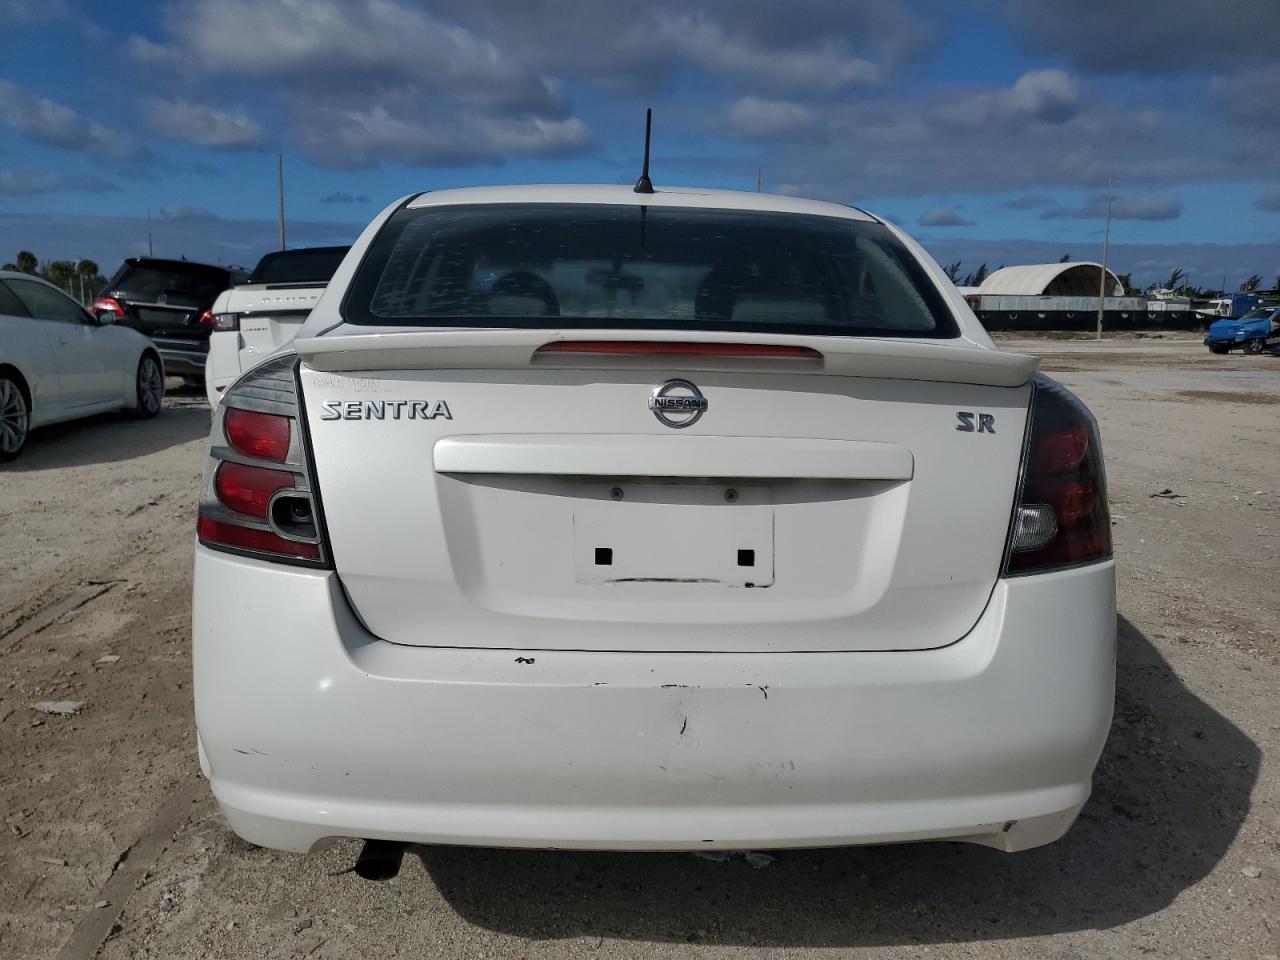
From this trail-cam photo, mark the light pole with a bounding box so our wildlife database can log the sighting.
[277,153,287,252]
[1095,177,1112,341]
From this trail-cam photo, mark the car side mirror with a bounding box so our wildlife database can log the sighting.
[94,310,117,326]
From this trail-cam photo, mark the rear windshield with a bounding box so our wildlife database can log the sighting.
[343,204,958,338]
[107,261,231,303]
[248,247,349,285]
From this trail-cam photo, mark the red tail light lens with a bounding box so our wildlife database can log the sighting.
[214,462,295,519]
[224,407,290,462]
[196,309,215,326]
[197,355,329,567]
[1004,376,1111,575]
[197,516,320,560]
[92,296,124,316]
[1034,425,1089,476]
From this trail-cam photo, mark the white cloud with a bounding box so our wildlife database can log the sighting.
[136,0,567,115]
[145,98,264,149]
[918,207,974,227]
[293,101,590,169]
[1041,194,1183,221]
[129,0,591,169]
[159,204,219,220]
[0,170,119,196]
[1000,194,1054,210]
[126,34,183,65]
[661,13,879,93]
[728,97,824,141]
[931,69,1080,131]
[426,0,929,91]
[0,79,143,161]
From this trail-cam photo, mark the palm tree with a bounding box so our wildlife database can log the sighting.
[43,260,76,293]
[15,250,38,274]
[1165,267,1185,291]
[1241,274,1262,293]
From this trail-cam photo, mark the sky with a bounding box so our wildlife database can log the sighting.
[2,0,1279,290]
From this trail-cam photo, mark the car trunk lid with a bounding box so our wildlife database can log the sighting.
[223,283,325,371]
[297,332,1035,653]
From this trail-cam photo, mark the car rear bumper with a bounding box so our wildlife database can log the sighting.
[158,351,207,376]
[192,546,1116,854]
[204,331,240,407]
[149,338,208,377]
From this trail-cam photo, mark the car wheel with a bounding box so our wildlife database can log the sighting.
[132,355,164,419]
[1208,344,1230,354]
[1242,338,1264,355]
[0,375,29,462]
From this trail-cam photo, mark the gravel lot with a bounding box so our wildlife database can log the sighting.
[1,343,1277,960]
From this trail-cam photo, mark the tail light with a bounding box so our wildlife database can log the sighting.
[197,355,329,566]
[212,312,240,331]
[92,296,124,316]
[196,309,215,326]
[1003,375,1111,575]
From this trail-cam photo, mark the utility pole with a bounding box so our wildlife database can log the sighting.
[277,153,286,251]
[1095,177,1112,341]
[147,208,153,256]
[756,168,762,193]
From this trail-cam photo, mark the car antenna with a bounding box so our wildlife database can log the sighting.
[633,107,654,194]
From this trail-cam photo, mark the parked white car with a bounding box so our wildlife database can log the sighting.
[192,186,1114,872]
[0,271,163,461]
[204,247,349,408]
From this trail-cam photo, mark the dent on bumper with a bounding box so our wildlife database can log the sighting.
[192,546,1116,853]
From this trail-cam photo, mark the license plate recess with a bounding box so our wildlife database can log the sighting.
[572,483,774,587]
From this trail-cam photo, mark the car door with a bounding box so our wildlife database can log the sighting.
[5,278,120,407]
[0,280,65,422]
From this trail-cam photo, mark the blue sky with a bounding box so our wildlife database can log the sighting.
[2,0,1279,288]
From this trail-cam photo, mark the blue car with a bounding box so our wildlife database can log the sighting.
[1205,306,1280,355]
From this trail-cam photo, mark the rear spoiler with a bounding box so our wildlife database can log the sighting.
[293,329,1038,388]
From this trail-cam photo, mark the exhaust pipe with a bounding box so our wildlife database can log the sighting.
[353,839,405,881]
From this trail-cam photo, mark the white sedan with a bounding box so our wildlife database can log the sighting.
[0,270,164,461]
[193,185,1114,872]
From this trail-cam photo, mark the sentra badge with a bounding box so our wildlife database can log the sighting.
[320,400,452,421]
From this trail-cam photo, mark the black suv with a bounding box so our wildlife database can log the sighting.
[94,258,247,383]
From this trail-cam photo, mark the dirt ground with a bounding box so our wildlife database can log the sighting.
[1,344,1277,960]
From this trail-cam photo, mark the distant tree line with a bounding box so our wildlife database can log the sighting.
[2,250,108,305]
[942,261,992,287]
[1155,268,1278,298]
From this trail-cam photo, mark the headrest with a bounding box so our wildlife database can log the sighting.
[488,294,553,317]
[730,298,827,324]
